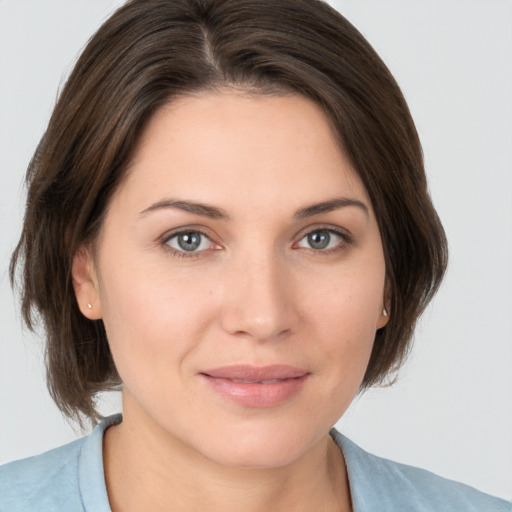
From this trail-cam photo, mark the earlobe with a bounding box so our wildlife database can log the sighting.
[71,246,102,320]
[376,306,390,329]
[376,281,391,329]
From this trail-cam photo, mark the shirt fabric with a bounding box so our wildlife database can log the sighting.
[0,414,509,511]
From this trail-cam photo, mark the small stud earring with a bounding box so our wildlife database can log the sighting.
[87,303,92,309]
[383,307,388,317]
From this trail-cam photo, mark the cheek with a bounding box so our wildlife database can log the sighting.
[302,264,384,382]
[306,264,385,338]
[97,261,218,381]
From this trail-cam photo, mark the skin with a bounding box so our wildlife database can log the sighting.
[72,92,389,511]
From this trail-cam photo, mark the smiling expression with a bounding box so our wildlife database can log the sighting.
[73,92,388,468]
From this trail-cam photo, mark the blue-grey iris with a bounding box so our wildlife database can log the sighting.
[177,232,201,251]
[308,230,330,249]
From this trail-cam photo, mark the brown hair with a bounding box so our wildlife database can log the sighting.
[10,0,448,424]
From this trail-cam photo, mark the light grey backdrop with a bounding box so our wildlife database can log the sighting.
[1,0,510,500]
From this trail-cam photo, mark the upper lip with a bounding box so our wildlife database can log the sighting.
[200,365,309,380]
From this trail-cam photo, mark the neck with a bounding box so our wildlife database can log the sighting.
[103,401,351,512]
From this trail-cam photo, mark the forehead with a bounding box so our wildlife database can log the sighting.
[113,92,370,216]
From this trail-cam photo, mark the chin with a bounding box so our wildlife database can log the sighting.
[191,421,324,470]
[206,444,303,470]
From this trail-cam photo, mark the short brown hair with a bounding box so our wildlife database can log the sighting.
[10,0,448,424]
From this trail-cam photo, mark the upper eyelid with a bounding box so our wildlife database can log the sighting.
[294,224,353,242]
[294,227,350,249]
[161,226,214,243]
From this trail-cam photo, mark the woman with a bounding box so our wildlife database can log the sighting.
[0,0,509,510]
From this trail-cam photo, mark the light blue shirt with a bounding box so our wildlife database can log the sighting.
[0,414,509,511]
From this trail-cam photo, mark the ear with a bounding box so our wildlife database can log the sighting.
[71,246,103,320]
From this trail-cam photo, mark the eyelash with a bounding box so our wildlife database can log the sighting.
[294,227,353,255]
[161,228,214,259]
[160,226,353,259]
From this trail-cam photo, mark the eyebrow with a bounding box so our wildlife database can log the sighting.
[294,197,369,219]
[139,196,369,220]
[140,200,230,219]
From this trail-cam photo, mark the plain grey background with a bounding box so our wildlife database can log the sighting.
[1,0,511,501]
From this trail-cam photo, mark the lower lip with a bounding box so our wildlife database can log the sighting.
[200,374,309,408]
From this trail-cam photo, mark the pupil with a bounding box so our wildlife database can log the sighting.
[178,232,201,251]
[308,230,330,249]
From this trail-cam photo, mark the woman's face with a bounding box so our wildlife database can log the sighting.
[74,92,388,468]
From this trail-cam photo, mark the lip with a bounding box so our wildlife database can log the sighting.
[199,365,310,408]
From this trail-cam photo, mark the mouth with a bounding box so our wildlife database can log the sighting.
[199,365,310,407]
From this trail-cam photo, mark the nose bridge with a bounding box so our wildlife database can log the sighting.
[220,242,298,341]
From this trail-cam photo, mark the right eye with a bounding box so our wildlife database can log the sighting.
[164,230,213,254]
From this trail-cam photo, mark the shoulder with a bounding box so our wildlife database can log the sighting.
[330,429,510,512]
[0,438,85,511]
[0,414,119,512]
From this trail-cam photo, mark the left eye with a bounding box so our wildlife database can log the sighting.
[165,231,212,252]
[297,229,344,250]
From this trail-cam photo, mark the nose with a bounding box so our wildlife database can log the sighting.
[219,249,300,342]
